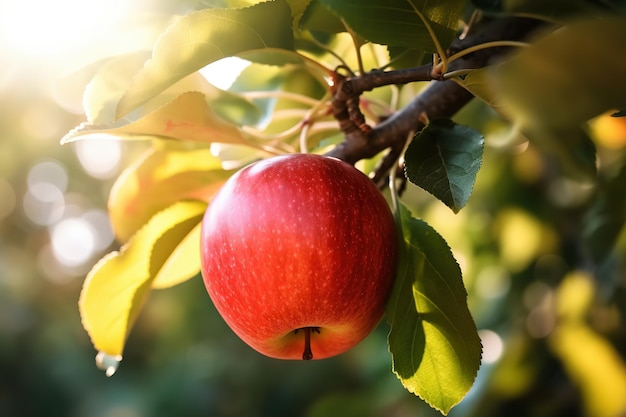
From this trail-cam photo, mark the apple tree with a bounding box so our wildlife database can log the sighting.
[64,0,626,415]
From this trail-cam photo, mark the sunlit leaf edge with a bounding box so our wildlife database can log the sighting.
[116,0,296,119]
[79,200,207,356]
[61,92,250,146]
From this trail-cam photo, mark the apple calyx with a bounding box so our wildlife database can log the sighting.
[295,327,321,360]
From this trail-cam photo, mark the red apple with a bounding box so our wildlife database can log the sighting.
[200,154,397,360]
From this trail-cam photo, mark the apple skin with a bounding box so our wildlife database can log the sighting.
[200,154,398,360]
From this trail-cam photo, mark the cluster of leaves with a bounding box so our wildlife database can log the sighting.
[64,0,626,415]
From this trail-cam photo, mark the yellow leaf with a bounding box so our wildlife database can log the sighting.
[550,325,626,417]
[554,271,595,322]
[550,271,626,417]
[495,208,557,272]
[107,144,231,242]
[62,92,249,145]
[79,200,207,357]
[152,222,202,289]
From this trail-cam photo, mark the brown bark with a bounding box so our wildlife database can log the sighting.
[325,16,546,183]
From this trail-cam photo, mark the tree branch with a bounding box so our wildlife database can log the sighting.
[325,16,546,180]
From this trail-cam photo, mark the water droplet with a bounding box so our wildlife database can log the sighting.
[95,351,122,377]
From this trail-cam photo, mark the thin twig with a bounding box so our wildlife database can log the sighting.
[325,16,546,183]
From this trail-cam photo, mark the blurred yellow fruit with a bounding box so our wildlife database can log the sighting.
[590,112,626,149]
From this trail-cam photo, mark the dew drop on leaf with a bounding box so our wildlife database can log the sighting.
[95,351,123,377]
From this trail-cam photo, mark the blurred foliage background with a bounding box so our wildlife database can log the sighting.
[1,1,626,417]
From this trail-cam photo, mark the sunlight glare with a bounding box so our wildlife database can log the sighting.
[0,0,125,59]
[200,57,250,90]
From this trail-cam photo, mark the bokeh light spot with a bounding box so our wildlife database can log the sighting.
[83,209,115,250]
[50,217,96,267]
[479,329,504,364]
[27,160,68,193]
[475,265,511,299]
[526,306,556,339]
[523,282,556,338]
[23,187,65,226]
[73,139,122,179]
[23,161,68,225]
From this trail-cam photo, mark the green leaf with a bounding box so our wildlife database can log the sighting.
[106,143,234,242]
[315,0,465,51]
[404,119,484,213]
[229,63,288,127]
[83,51,153,124]
[237,47,307,67]
[458,73,597,182]
[471,0,623,20]
[493,16,626,129]
[141,71,264,128]
[523,126,597,182]
[83,50,263,125]
[62,92,250,145]
[299,0,346,34]
[612,110,626,117]
[455,67,502,111]
[79,200,207,357]
[206,0,270,7]
[116,0,295,118]
[286,0,315,26]
[459,49,601,183]
[386,204,481,415]
[228,62,329,143]
[583,162,626,263]
[387,46,428,70]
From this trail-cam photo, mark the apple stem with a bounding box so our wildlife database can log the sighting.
[298,327,320,360]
